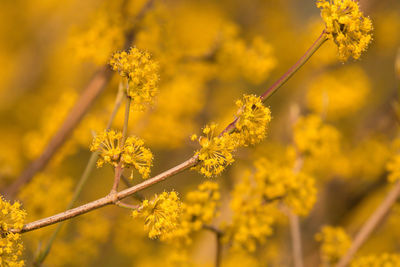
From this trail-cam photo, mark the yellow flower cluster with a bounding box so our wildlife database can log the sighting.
[69,9,124,65]
[0,197,26,267]
[191,123,237,177]
[217,36,276,84]
[90,130,153,179]
[294,115,341,158]
[122,136,153,179]
[315,226,352,265]
[132,191,181,240]
[306,66,370,120]
[192,95,272,177]
[234,94,272,146]
[90,130,123,167]
[0,233,24,267]
[254,158,317,216]
[351,253,400,267]
[225,173,276,252]
[317,0,373,61]
[163,182,221,245]
[386,154,400,183]
[181,181,220,231]
[109,47,159,110]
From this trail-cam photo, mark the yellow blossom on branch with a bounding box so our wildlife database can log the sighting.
[315,226,352,265]
[0,197,26,267]
[224,172,276,252]
[90,130,123,167]
[165,181,221,245]
[294,114,341,158]
[254,158,317,216]
[109,47,159,110]
[234,94,272,146]
[182,181,220,231]
[122,136,153,179]
[132,191,181,240]
[317,0,373,61]
[191,123,237,177]
[90,130,153,179]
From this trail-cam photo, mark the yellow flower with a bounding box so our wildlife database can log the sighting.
[234,94,272,146]
[183,181,220,228]
[90,130,123,167]
[315,226,352,265]
[217,36,276,84]
[254,158,317,216]
[109,47,159,110]
[0,197,26,267]
[122,136,153,179]
[132,191,181,240]
[294,114,341,158]
[317,0,373,61]
[192,123,238,177]
[90,130,153,179]
[224,172,276,252]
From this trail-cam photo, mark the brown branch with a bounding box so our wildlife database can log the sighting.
[336,180,400,267]
[4,67,112,199]
[203,225,223,267]
[11,28,327,235]
[220,31,327,136]
[289,211,304,267]
[13,156,198,234]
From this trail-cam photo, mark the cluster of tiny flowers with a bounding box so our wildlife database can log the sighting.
[181,181,220,231]
[224,173,276,252]
[192,95,272,177]
[317,0,373,61]
[167,181,221,245]
[122,136,153,179]
[90,130,153,179]
[217,36,276,84]
[0,197,26,267]
[386,154,400,183]
[294,115,341,158]
[109,47,159,110]
[234,94,272,146]
[191,123,237,177]
[254,158,317,216]
[315,226,352,265]
[90,130,122,167]
[132,191,181,240]
[351,253,400,267]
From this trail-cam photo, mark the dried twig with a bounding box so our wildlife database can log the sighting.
[336,180,400,267]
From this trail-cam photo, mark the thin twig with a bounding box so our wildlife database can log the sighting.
[13,156,198,233]
[336,180,400,267]
[203,225,223,267]
[115,201,139,210]
[289,211,304,267]
[12,30,327,235]
[220,31,327,136]
[111,95,130,195]
[4,67,112,199]
[33,82,126,265]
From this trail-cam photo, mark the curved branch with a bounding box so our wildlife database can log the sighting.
[12,30,327,235]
